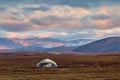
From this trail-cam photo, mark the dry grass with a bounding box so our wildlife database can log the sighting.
[0,54,120,80]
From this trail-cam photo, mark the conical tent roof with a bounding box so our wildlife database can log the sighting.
[37,58,57,67]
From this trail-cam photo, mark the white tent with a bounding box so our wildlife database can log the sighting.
[37,58,57,67]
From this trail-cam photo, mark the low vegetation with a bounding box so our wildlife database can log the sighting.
[0,53,120,80]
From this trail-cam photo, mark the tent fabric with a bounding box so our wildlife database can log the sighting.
[37,58,57,67]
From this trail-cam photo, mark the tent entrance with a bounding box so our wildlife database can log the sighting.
[40,62,52,67]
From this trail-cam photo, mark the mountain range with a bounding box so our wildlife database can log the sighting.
[0,37,93,52]
[1,37,120,54]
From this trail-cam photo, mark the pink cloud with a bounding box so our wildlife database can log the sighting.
[0,5,120,41]
[0,46,10,50]
[11,39,30,46]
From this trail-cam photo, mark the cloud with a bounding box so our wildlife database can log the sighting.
[0,7,5,12]
[0,19,43,32]
[0,1,120,39]
[78,31,88,34]
[1,31,68,39]
[0,31,28,39]
[4,32,17,38]
[28,5,90,30]
[31,16,82,30]
[0,5,90,31]
[95,28,120,34]
[81,6,120,29]
[23,5,50,12]
[0,22,32,31]
[36,32,68,38]
[11,39,30,46]
[12,0,119,8]
[89,27,120,38]
[1,5,119,32]
[35,32,53,38]
[1,4,119,32]
[92,33,105,38]
[0,0,120,7]
[3,32,29,39]
[0,46,10,50]
[91,14,110,20]
[29,5,90,19]
[90,20,111,29]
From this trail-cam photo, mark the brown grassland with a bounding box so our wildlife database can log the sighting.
[0,53,120,80]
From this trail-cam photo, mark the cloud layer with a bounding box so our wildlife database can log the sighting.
[0,0,120,39]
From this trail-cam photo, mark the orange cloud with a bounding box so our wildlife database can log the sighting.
[4,32,17,38]
[4,32,29,39]
[91,20,111,29]
[97,7,111,15]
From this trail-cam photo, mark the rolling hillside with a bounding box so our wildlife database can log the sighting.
[74,37,120,53]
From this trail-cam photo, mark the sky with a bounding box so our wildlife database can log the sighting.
[0,0,120,40]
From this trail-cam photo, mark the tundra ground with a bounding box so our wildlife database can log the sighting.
[0,54,120,80]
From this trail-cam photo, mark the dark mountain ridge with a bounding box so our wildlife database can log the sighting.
[74,37,120,53]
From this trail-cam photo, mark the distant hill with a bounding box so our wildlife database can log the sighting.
[46,46,77,52]
[0,38,23,49]
[74,37,120,53]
